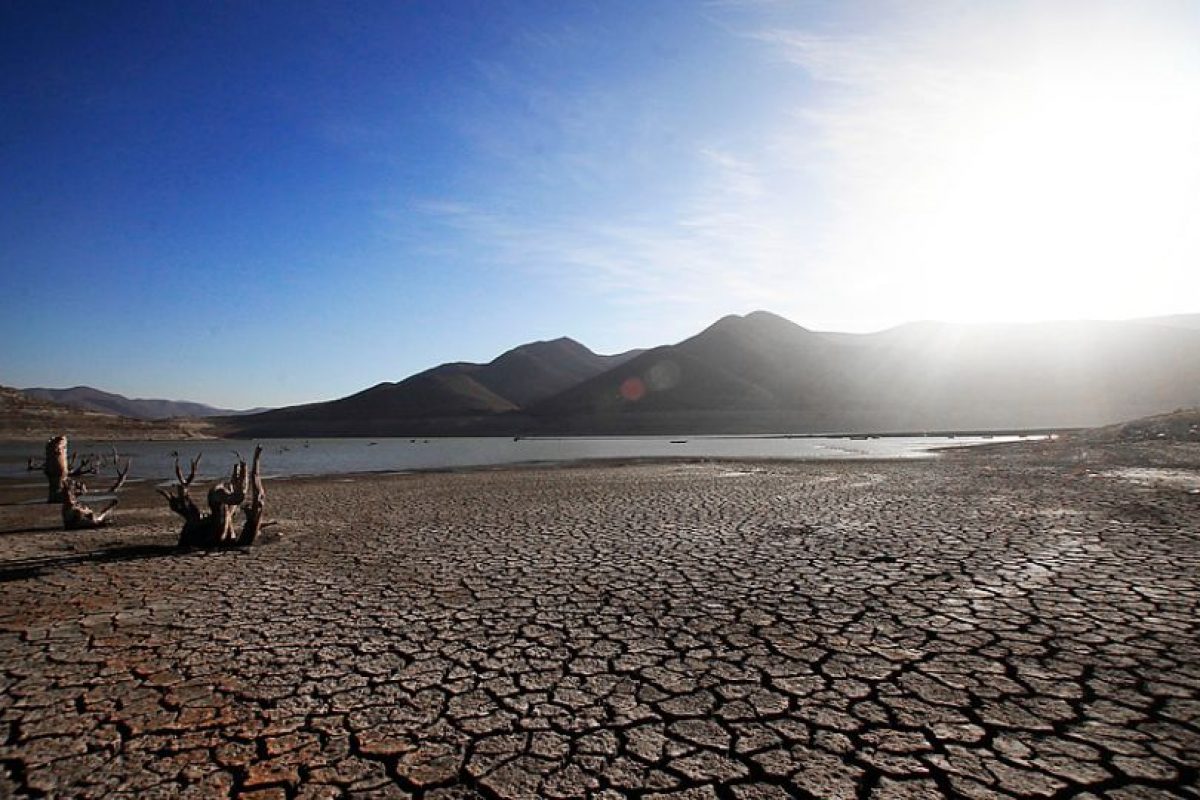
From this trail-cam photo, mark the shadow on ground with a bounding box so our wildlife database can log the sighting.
[0,543,182,583]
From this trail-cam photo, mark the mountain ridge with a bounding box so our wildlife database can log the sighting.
[18,311,1200,438]
[221,337,644,437]
[0,385,205,440]
[223,311,1200,437]
[21,386,267,420]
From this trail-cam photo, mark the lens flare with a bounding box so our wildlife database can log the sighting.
[620,377,646,402]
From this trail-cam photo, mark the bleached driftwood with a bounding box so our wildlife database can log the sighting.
[42,435,98,503]
[159,446,267,549]
[62,455,130,530]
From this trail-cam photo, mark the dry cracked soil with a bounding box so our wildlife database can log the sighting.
[0,454,1198,799]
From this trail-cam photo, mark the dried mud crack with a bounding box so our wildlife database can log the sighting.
[0,457,1198,798]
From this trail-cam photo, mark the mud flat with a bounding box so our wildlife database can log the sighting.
[0,447,1198,797]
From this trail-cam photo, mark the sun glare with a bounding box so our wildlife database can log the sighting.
[816,7,1200,326]
[940,48,1198,312]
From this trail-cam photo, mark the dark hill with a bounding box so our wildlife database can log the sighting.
[527,311,861,432]
[473,337,638,407]
[527,313,1200,434]
[333,370,520,418]
[220,311,1200,438]
[220,371,517,438]
[222,337,642,437]
[533,312,832,414]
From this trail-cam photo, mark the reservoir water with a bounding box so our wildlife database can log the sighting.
[0,434,1033,483]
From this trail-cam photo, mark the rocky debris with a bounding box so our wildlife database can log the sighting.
[0,458,1197,797]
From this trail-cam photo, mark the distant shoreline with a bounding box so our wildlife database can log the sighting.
[0,426,1067,443]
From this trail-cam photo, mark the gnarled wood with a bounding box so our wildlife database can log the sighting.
[43,436,68,503]
[61,456,130,530]
[238,446,267,546]
[42,435,97,503]
[159,446,267,549]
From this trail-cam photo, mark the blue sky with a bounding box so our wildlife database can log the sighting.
[3,1,1198,407]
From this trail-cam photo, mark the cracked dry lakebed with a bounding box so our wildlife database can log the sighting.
[0,451,1198,798]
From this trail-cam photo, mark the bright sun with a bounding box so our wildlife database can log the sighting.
[936,44,1198,316]
[811,5,1200,326]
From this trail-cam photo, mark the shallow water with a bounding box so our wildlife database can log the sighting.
[0,434,1034,483]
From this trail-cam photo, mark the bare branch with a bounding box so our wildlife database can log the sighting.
[160,483,202,526]
[61,452,131,530]
[238,445,267,546]
[107,458,130,494]
[68,453,97,478]
[89,501,119,525]
[175,453,201,487]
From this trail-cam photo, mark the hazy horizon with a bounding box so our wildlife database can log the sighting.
[3,1,1198,408]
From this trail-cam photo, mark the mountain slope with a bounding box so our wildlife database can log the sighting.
[21,386,261,419]
[469,337,641,407]
[223,337,642,437]
[221,311,1200,437]
[528,311,861,431]
[0,385,203,440]
[849,319,1200,430]
[528,313,1200,434]
[223,371,519,437]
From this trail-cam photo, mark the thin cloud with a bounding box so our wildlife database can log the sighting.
[401,2,1200,330]
[412,144,817,312]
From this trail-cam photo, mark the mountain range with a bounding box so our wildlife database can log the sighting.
[0,386,201,440]
[20,386,267,420]
[217,311,1200,437]
[218,337,643,437]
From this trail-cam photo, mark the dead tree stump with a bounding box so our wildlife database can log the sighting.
[62,456,130,530]
[159,446,268,549]
[42,435,96,504]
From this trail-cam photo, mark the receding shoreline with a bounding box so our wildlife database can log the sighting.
[0,433,1045,486]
